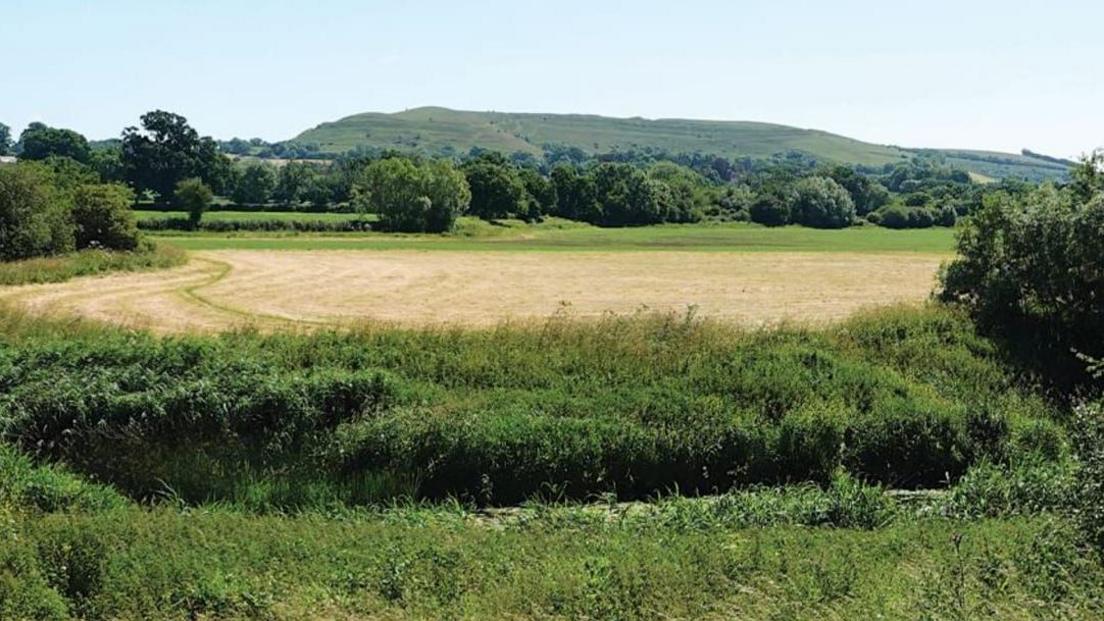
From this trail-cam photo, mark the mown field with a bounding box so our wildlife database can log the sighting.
[0,222,952,332]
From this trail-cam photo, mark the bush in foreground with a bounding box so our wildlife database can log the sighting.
[0,305,1065,506]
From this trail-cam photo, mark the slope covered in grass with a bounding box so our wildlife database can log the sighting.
[293,106,910,166]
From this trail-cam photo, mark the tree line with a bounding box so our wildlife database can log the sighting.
[0,110,1070,245]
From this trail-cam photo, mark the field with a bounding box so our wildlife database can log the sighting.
[3,221,1101,619]
[0,223,950,332]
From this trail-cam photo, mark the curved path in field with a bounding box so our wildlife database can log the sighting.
[0,250,944,333]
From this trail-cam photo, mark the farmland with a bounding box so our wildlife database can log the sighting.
[0,223,950,332]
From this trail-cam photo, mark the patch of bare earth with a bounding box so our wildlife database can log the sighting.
[0,250,944,333]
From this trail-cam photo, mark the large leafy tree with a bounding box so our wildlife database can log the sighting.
[462,154,529,220]
[121,111,232,201]
[358,157,470,232]
[17,123,91,163]
[788,176,856,229]
[231,163,276,205]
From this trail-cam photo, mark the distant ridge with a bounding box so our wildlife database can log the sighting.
[291,106,1071,180]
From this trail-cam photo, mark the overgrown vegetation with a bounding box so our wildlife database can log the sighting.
[0,304,1067,508]
[0,242,185,286]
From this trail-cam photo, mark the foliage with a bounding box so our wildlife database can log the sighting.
[0,163,74,261]
[173,178,213,228]
[71,183,140,250]
[121,111,232,201]
[17,123,91,163]
[1072,402,1104,550]
[462,153,529,220]
[0,305,1062,507]
[749,193,790,227]
[358,157,470,233]
[939,170,1104,364]
[518,167,556,220]
[0,243,185,286]
[0,121,13,156]
[788,176,856,229]
[230,162,276,205]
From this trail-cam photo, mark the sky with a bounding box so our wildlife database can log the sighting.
[4,0,1102,158]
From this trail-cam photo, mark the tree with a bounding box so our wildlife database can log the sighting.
[72,183,140,250]
[274,162,316,207]
[827,165,890,215]
[174,178,213,228]
[358,157,470,233]
[18,123,91,163]
[647,162,708,223]
[0,122,11,156]
[749,194,790,227]
[590,163,666,226]
[0,163,74,260]
[788,176,855,229]
[231,163,276,205]
[462,156,528,220]
[121,111,232,201]
[936,204,958,227]
[518,167,556,221]
[550,165,598,222]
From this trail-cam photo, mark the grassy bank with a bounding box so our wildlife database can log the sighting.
[0,304,1065,507]
[0,243,186,286]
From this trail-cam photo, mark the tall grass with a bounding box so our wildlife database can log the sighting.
[0,242,186,286]
[0,304,1067,507]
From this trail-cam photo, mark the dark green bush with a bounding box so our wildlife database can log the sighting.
[72,183,140,250]
[0,163,75,261]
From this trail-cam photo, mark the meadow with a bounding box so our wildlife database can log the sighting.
[3,220,1101,620]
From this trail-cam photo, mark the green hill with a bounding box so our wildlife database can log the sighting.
[290,106,1070,179]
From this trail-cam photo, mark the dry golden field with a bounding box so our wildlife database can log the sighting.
[0,250,944,332]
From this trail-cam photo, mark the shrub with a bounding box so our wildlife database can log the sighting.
[788,176,856,229]
[749,194,790,227]
[173,177,213,228]
[1072,402,1104,550]
[936,204,957,227]
[906,207,935,228]
[939,177,1104,369]
[878,205,910,229]
[0,164,74,261]
[71,183,140,250]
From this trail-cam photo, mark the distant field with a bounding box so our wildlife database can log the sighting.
[152,219,958,254]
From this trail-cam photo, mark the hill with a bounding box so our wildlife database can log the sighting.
[290,106,1071,179]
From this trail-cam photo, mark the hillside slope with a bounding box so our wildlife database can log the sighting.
[291,106,1070,179]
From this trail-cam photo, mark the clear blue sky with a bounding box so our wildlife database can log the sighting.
[5,0,1102,158]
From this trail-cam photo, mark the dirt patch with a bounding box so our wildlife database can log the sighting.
[0,250,944,333]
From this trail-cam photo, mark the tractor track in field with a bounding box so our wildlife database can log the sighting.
[0,249,945,333]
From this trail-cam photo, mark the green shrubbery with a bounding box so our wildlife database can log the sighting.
[0,163,144,261]
[0,305,1064,506]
